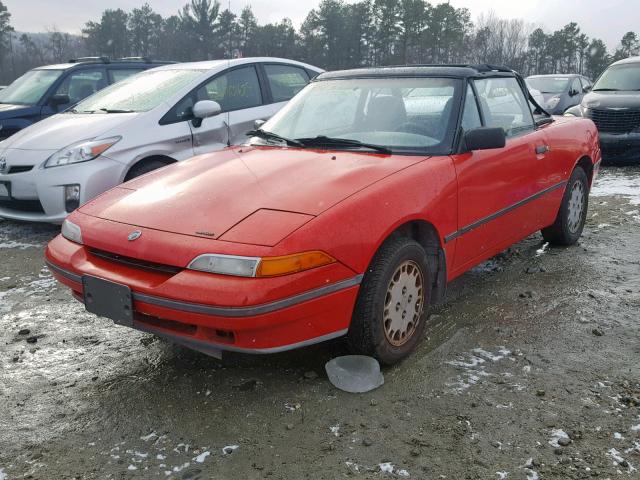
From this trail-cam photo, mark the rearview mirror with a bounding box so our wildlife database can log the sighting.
[49,93,70,107]
[464,127,506,151]
[192,100,221,127]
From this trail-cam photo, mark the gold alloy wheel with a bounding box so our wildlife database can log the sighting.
[383,260,424,347]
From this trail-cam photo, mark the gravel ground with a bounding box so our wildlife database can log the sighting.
[1,166,639,480]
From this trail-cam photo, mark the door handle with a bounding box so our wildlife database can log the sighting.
[536,145,550,155]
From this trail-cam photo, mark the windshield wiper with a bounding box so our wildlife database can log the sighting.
[246,129,304,147]
[592,88,620,92]
[296,136,392,154]
[99,108,135,113]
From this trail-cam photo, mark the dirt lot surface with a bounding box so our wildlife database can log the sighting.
[1,166,639,480]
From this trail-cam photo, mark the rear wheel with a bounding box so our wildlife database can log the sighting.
[124,159,171,181]
[347,237,430,365]
[541,167,589,246]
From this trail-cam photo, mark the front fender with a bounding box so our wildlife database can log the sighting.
[564,105,583,117]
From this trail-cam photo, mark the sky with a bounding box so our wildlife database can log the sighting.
[3,0,636,50]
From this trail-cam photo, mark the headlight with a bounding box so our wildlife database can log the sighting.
[187,251,336,277]
[188,254,260,277]
[61,219,83,244]
[44,136,121,168]
[546,96,560,109]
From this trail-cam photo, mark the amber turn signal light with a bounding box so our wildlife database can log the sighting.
[256,251,336,277]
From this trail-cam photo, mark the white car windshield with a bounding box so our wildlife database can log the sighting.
[72,69,205,114]
[256,77,461,154]
[0,69,63,105]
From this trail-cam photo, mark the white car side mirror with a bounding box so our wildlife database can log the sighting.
[193,100,221,120]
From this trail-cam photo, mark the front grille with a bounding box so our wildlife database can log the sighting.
[0,198,45,213]
[8,165,34,174]
[89,248,183,275]
[587,108,640,133]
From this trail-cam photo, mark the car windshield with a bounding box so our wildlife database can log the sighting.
[256,77,461,154]
[593,64,640,91]
[526,77,570,94]
[72,69,205,114]
[0,69,63,105]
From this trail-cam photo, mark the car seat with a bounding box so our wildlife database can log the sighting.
[364,95,407,131]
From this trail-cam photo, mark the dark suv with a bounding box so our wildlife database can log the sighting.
[566,56,640,164]
[0,57,172,140]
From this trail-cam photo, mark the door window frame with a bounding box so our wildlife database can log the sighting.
[159,63,265,126]
[258,62,311,105]
[472,76,536,140]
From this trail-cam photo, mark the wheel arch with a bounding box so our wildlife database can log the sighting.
[574,155,594,188]
[372,219,447,305]
[124,154,177,181]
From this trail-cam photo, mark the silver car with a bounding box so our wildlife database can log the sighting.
[0,57,322,223]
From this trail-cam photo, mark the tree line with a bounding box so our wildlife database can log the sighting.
[1,0,639,85]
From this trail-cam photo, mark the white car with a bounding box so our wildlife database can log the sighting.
[0,57,322,223]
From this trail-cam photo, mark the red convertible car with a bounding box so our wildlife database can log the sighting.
[46,65,600,364]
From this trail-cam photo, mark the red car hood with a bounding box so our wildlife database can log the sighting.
[80,146,427,239]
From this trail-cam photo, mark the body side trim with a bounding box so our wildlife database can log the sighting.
[444,180,567,243]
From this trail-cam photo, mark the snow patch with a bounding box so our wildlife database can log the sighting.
[140,432,157,442]
[614,432,624,440]
[607,448,636,473]
[330,425,340,437]
[549,429,570,448]
[591,170,640,205]
[378,463,409,476]
[194,451,210,463]
[496,472,509,479]
[446,347,511,393]
[222,445,238,455]
[0,468,6,480]
[535,242,549,257]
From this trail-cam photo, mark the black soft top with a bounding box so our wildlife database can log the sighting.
[315,64,517,81]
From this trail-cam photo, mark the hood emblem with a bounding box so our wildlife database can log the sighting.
[0,156,6,174]
[127,230,142,241]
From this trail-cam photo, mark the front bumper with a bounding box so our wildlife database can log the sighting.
[598,131,640,164]
[0,154,125,223]
[45,235,361,356]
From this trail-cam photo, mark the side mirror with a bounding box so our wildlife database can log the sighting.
[254,119,266,130]
[464,127,506,151]
[49,93,70,107]
[192,100,221,127]
[582,85,592,93]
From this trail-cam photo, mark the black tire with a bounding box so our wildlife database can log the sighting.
[541,167,589,246]
[124,159,170,181]
[347,236,430,365]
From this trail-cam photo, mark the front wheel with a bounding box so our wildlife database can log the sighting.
[541,167,589,245]
[347,237,430,365]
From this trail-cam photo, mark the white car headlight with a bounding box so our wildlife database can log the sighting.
[61,219,83,244]
[187,251,337,277]
[44,136,121,168]
[188,254,260,277]
[546,96,561,109]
